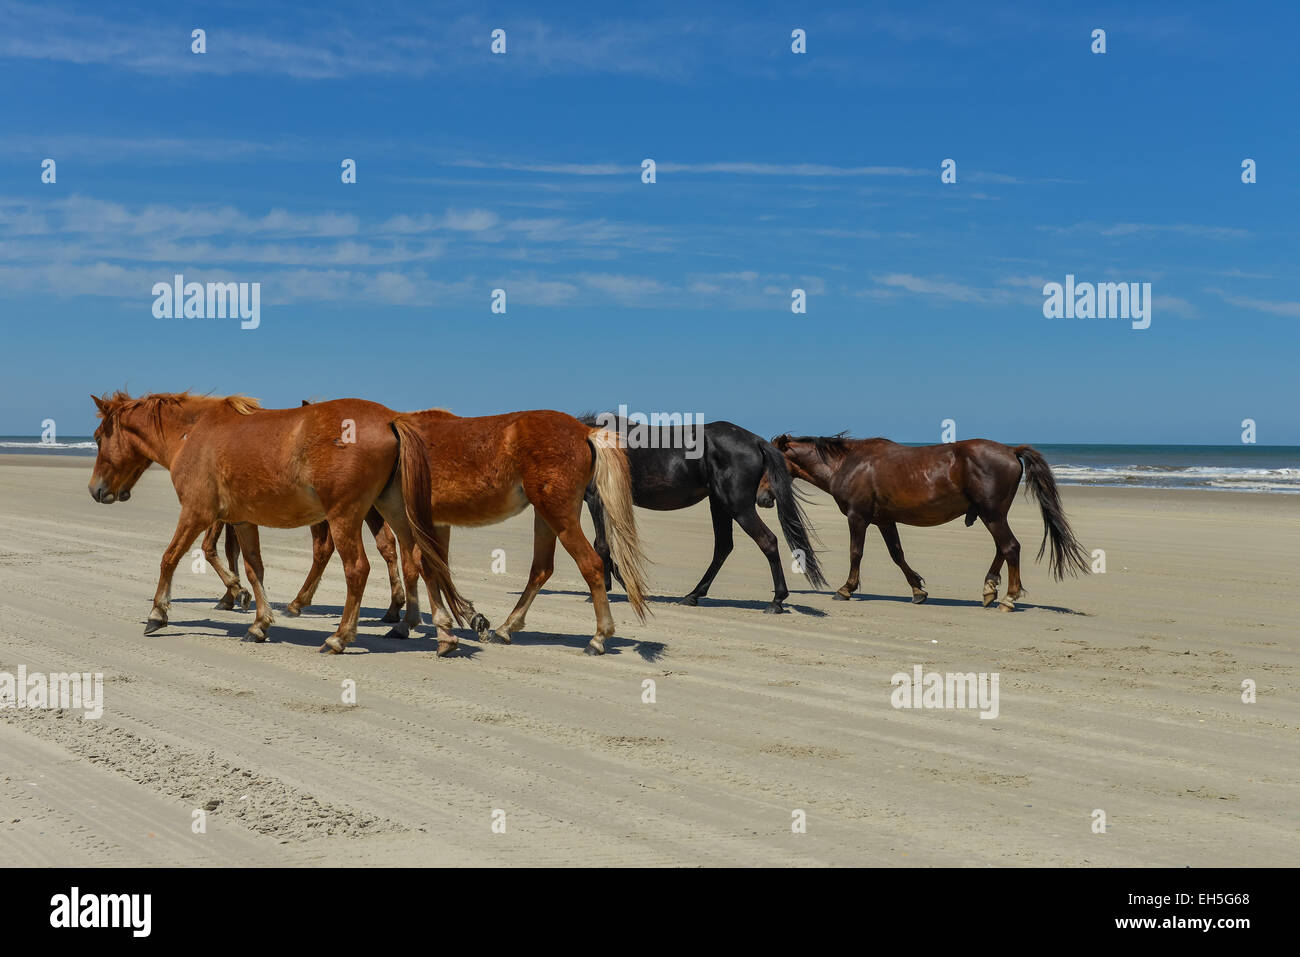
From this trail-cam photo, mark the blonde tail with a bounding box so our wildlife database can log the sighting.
[392,415,473,625]
[588,429,651,621]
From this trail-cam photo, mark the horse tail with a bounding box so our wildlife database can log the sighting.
[392,415,473,624]
[759,440,828,590]
[588,429,651,621]
[1015,445,1090,580]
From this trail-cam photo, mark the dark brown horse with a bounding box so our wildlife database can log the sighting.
[290,408,651,656]
[761,436,1088,610]
[88,392,471,654]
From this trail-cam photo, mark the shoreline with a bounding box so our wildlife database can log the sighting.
[6,451,1297,495]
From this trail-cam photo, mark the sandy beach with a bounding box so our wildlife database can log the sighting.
[1,454,1296,866]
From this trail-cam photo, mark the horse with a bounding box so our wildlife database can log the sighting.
[579,415,827,613]
[760,435,1088,610]
[88,391,471,654]
[287,408,650,656]
[201,402,407,623]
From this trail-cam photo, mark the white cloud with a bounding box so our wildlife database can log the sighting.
[1206,287,1300,318]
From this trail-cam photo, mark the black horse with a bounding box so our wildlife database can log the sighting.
[580,415,827,613]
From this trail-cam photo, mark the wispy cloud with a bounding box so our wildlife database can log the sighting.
[0,133,302,163]
[450,158,933,178]
[0,4,833,82]
[1206,287,1300,318]
[1044,222,1252,240]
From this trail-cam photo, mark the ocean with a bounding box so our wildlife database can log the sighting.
[3,437,1299,494]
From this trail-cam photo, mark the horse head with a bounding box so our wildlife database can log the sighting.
[87,392,155,503]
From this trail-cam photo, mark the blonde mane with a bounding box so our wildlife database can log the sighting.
[96,391,263,433]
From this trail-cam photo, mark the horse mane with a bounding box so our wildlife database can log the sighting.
[96,391,263,434]
[776,431,854,465]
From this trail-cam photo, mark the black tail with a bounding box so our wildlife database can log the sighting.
[1015,445,1090,581]
[759,440,828,590]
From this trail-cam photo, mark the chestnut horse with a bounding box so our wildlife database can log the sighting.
[88,392,470,654]
[294,408,650,656]
[762,436,1088,610]
[201,400,407,623]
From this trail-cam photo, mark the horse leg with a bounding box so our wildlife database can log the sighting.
[982,554,1005,607]
[878,521,927,603]
[732,502,788,614]
[585,491,622,592]
[225,524,249,609]
[680,493,734,606]
[367,509,405,623]
[490,512,557,646]
[231,523,274,641]
[145,511,209,634]
[385,523,424,640]
[286,521,333,617]
[204,523,247,611]
[835,511,869,600]
[418,524,487,647]
[981,515,1022,611]
[554,518,618,656]
[319,516,368,654]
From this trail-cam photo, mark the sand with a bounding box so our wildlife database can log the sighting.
[1,455,1296,866]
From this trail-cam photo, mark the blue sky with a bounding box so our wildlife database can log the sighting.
[1,0,1297,443]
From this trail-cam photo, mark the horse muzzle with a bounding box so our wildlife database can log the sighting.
[755,490,775,509]
[89,481,128,504]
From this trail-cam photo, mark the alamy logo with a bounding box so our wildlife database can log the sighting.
[595,405,705,460]
[890,665,1000,719]
[0,666,103,719]
[50,887,151,937]
[1042,274,1151,330]
[152,274,261,330]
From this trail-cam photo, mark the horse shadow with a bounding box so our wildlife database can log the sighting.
[169,598,490,655]
[178,598,665,660]
[537,587,828,618]
[785,589,1089,616]
[491,629,662,660]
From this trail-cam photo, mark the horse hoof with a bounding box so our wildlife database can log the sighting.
[143,619,165,635]
[488,630,512,645]
[469,613,492,638]
[764,602,786,615]
[381,606,402,624]
[284,604,301,618]
[584,640,606,656]
[678,595,700,607]
[998,598,1016,613]
[383,625,410,640]
[214,596,235,611]
[833,591,852,601]
[912,590,928,604]
[243,626,268,643]
[319,636,347,655]
[436,640,458,657]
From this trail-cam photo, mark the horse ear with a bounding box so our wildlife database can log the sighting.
[301,400,310,407]
[91,394,109,415]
